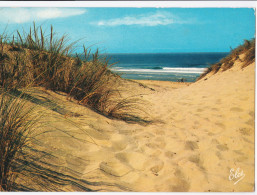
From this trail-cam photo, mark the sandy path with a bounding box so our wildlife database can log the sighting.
[31,62,254,192]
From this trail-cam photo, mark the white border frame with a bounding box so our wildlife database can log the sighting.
[0,1,256,8]
[0,1,255,194]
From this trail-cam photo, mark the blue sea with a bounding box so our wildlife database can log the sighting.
[104,53,228,82]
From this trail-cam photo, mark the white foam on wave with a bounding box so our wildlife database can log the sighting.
[111,67,207,74]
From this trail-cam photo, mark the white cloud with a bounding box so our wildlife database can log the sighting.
[0,8,86,24]
[96,12,187,27]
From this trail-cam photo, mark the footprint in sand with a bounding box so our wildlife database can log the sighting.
[216,144,228,151]
[165,151,176,159]
[171,169,190,192]
[149,160,164,176]
[110,134,129,151]
[144,136,166,150]
[235,155,248,162]
[150,149,162,158]
[146,142,166,149]
[188,154,205,170]
[185,141,199,151]
[233,150,250,161]
[215,151,223,160]
[239,127,252,136]
[115,152,148,170]
[188,154,200,164]
[112,141,128,151]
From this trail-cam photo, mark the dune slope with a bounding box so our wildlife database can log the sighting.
[23,56,255,191]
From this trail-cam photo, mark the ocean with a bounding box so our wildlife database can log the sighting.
[104,53,228,82]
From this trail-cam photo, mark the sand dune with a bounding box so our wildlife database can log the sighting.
[28,59,254,192]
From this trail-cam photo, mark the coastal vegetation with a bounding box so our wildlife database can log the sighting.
[0,23,149,124]
[0,24,150,191]
[197,38,255,80]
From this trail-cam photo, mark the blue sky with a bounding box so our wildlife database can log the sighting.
[0,7,255,53]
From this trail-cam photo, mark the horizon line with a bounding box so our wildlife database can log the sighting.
[99,51,230,55]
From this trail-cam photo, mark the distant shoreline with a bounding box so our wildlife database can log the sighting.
[133,79,192,85]
[130,78,194,83]
[101,52,230,55]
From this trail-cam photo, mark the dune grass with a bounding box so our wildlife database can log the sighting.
[0,88,131,191]
[197,38,255,81]
[0,92,36,191]
[0,23,149,124]
[0,23,151,191]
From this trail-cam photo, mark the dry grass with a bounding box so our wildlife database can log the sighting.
[0,24,149,124]
[243,39,255,68]
[107,96,152,124]
[0,23,151,191]
[0,89,130,191]
[0,92,36,191]
[197,38,255,81]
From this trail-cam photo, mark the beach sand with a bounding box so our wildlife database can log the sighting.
[30,60,255,192]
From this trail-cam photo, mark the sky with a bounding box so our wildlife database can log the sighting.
[0,7,255,53]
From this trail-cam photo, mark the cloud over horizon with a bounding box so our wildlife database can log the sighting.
[96,12,188,27]
[0,8,86,24]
